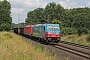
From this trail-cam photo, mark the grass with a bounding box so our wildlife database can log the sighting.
[0,31,58,60]
[61,34,90,46]
[64,58,70,60]
[86,34,90,42]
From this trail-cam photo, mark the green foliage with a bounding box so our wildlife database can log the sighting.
[81,27,89,34]
[88,30,90,34]
[61,28,77,35]
[25,8,45,25]
[77,27,88,36]
[0,23,11,31]
[26,2,65,24]
[71,8,90,35]
[0,0,12,31]
[86,34,90,42]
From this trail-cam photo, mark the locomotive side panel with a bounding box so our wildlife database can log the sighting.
[32,24,44,38]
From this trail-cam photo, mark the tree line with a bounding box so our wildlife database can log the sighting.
[26,2,90,35]
[0,0,12,31]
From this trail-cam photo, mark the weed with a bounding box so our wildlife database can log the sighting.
[68,36,74,39]
[71,39,75,43]
[51,50,56,56]
[64,57,70,60]
[4,33,12,38]
[35,45,44,52]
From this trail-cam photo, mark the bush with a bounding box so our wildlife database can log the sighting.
[61,27,77,35]
[88,30,90,34]
[86,34,90,42]
[77,27,88,36]
[0,23,11,31]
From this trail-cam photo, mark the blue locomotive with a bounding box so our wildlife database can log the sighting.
[32,24,60,43]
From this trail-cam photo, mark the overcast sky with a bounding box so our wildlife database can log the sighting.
[1,0,90,24]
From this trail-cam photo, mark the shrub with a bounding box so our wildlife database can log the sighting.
[86,34,90,42]
[88,30,90,34]
[0,23,11,31]
[61,27,77,35]
[77,27,88,36]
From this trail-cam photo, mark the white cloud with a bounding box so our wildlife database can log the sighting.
[25,0,47,8]
[10,0,47,14]
[67,0,70,2]
[77,6,84,8]
[87,1,90,6]
[10,0,47,8]
[11,8,24,14]
[58,0,77,9]
[0,0,2,1]
[10,0,48,23]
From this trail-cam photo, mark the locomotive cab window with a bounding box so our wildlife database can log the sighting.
[47,26,59,31]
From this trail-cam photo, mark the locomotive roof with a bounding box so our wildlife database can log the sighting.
[25,24,59,27]
[34,24,59,26]
[34,24,44,26]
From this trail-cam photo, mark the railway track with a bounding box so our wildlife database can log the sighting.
[60,41,90,49]
[51,41,90,60]
[17,34,90,60]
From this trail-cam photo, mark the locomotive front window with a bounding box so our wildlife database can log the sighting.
[53,27,59,30]
[47,26,59,30]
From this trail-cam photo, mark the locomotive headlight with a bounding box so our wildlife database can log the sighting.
[48,32,50,34]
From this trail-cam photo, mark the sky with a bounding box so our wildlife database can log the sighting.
[1,0,90,24]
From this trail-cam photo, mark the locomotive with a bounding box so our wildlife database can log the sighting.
[14,24,60,43]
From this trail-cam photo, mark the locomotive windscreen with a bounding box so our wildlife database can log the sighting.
[47,26,59,31]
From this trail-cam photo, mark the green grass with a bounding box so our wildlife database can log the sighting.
[34,45,44,53]
[0,31,57,60]
[61,34,90,46]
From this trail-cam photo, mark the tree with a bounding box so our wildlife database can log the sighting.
[26,8,45,24]
[45,2,57,23]
[0,0,12,31]
[72,8,90,35]
[45,2,65,23]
